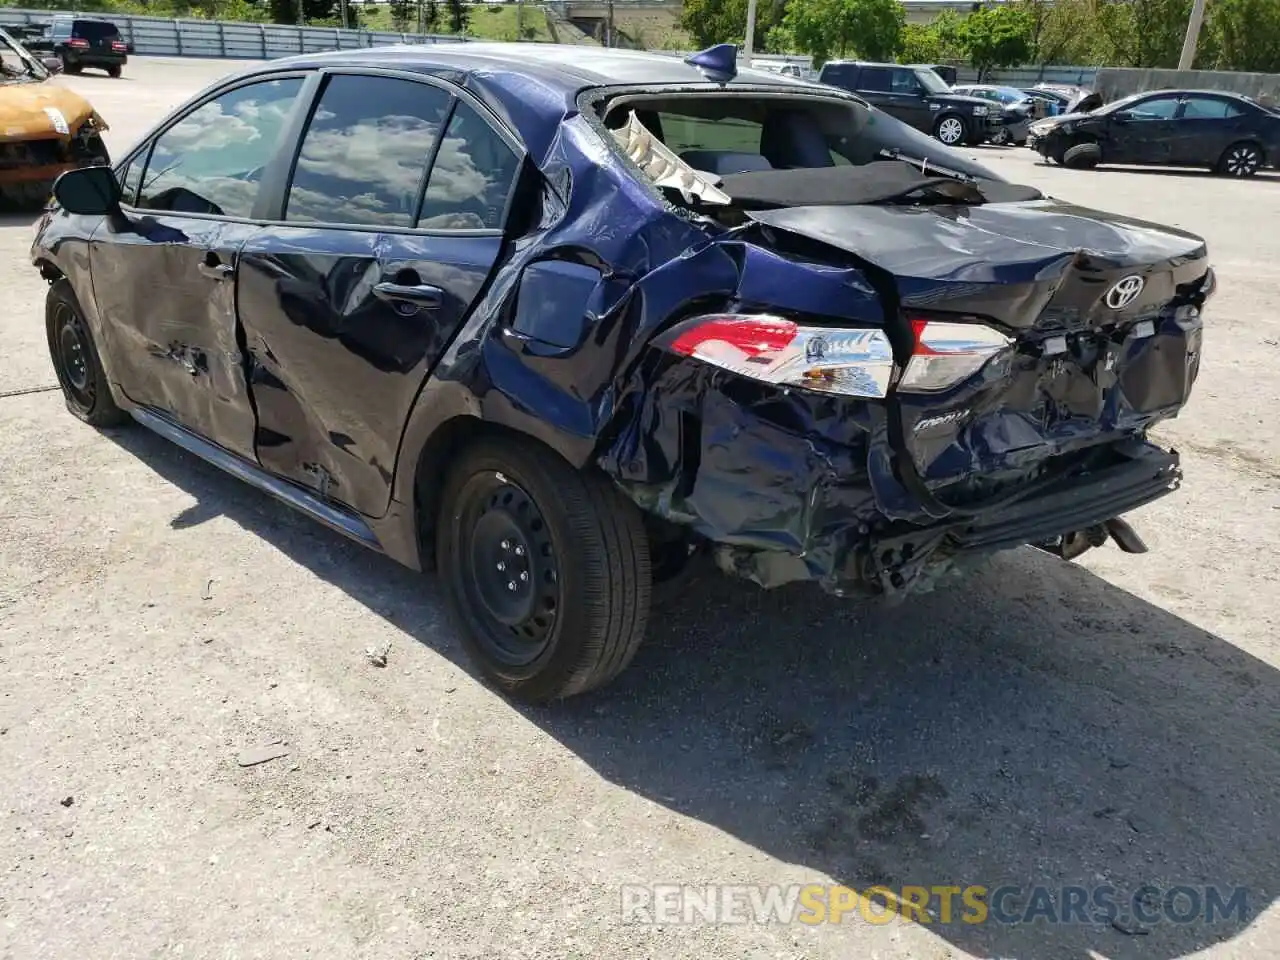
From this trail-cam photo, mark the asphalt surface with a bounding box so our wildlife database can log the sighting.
[1,57,1277,960]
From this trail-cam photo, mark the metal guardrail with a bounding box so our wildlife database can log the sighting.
[0,7,468,59]
[0,5,1100,86]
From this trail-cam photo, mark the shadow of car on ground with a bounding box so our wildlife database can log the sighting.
[107,424,1279,960]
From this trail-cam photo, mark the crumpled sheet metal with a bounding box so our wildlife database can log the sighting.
[603,358,885,590]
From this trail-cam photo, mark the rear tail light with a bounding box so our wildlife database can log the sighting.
[898,316,1012,393]
[67,38,89,48]
[660,313,894,399]
[111,40,127,52]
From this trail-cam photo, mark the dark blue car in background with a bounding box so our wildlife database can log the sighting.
[33,43,1214,702]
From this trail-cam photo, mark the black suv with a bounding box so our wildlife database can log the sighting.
[818,61,998,146]
[23,16,128,77]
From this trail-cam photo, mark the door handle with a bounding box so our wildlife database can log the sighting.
[373,282,444,309]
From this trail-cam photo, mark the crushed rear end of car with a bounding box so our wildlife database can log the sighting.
[590,130,1212,598]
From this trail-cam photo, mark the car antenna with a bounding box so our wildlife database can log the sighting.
[684,43,738,84]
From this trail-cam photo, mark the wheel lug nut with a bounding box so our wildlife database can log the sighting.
[501,540,510,550]
[519,571,528,582]
[507,581,516,591]
[514,545,525,557]
[497,561,506,571]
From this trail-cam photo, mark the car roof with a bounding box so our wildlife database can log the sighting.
[271,43,809,93]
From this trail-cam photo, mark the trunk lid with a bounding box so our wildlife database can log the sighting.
[748,199,1211,520]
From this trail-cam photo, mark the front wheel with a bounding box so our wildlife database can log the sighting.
[436,436,652,703]
[46,279,128,427]
[934,114,968,147]
[1217,141,1263,178]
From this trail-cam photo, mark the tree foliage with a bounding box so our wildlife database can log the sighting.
[958,4,1032,77]
[1094,0,1192,67]
[678,0,788,52]
[1199,0,1280,72]
[445,0,469,32]
[267,0,337,24]
[779,0,903,65]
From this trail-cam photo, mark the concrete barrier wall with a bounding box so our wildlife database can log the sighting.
[1094,68,1280,105]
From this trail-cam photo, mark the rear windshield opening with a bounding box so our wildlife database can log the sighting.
[600,94,885,177]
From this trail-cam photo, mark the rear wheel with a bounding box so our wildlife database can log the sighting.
[436,436,652,703]
[1217,141,1263,178]
[45,279,128,427]
[106,65,121,78]
[934,114,968,147]
[61,56,81,75]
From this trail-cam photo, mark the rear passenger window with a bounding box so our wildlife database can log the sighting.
[1181,97,1244,119]
[285,75,452,228]
[857,69,891,93]
[417,100,520,230]
[138,76,303,219]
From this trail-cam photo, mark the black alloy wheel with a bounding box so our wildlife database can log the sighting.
[1218,142,1263,178]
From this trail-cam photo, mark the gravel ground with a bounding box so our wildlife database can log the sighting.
[1,57,1277,960]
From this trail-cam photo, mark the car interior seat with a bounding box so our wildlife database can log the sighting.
[761,109,835,169]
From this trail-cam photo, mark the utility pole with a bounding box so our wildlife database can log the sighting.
[1178,0,1209,69]
[418,0,425,34]
[339,0,349,29]
[517,0,524,40]
[296,0,304,27]
[743,0,758,59]
[606,0,614,47]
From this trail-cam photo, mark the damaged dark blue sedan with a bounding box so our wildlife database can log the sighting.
[33,43,1213,702]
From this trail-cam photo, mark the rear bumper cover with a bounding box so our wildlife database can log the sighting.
[864,441,1180,595]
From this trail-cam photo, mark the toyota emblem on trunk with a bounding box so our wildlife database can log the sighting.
[1105,275,1145,309]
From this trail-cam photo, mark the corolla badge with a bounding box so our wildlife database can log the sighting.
[1104,275,1145,310]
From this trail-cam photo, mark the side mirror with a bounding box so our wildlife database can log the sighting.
[41,56,62,74]
[52,165,122,216]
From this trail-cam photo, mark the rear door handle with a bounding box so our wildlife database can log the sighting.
[373,282,444,309]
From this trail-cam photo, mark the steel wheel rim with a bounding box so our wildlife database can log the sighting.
[53,302,95,409]
[460,473,560,666]
[939,118,964,144]
[1227,147,1259,176]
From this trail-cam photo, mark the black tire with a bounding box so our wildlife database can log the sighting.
[436,435,652,702]
[1217,141,1263,178]
[1063,141,1101,169]
[61,56,81,75]
[107,65,121,78]
[933,113,968,147]
[45,279,128,427]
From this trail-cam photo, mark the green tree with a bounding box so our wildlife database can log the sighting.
[388,0,414,30]
[268,0,337,24]
[1093,0,1192,68]
[678,0,788,51]
[958,4,1032,78]
[780,0,904,66]
[1201,0,1280,72]
[1030,0,1101,64]
[899,22,941,63]
[445,0,469,32]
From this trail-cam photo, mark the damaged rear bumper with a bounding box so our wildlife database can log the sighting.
[864,441,1180,595]
[606,362,1181,596]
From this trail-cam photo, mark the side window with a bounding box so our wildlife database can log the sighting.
[284,74,452,228]
[1127,96,1180,120]
[821,65,854,88]
[1181,96,1243,119]
[418,100,521,230]
[116,153,142,206]
[857,68,892,93]
[891,69,922,94]
[137,76,303,218]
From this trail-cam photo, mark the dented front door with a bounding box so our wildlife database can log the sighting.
[89,217,261,461]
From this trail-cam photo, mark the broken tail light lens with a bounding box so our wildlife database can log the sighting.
[661,313,895,399]
[898,316,1012,393]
